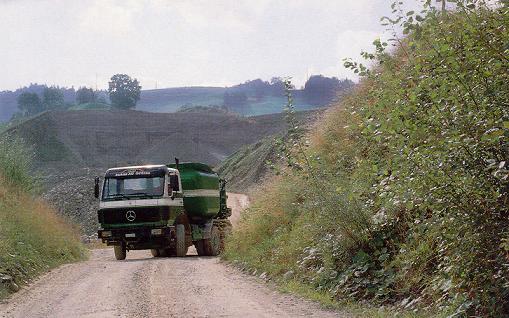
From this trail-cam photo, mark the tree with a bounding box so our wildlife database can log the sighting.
[270,77,293,96]
[303,75,354,105]
[108,74,141,109]
[76,87,95,105]
[17,92,42,116]
[42,87,65,110]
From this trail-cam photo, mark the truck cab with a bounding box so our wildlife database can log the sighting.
[96,163,231,260]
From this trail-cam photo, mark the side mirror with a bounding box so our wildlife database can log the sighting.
[94,177,100,199]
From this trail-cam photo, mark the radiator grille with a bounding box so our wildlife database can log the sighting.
[98,206,170,224]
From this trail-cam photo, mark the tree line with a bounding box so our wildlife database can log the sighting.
[15,74,142,118]
[223,75,354,108]
[14,73,353,118]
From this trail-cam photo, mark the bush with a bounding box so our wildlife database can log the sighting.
[225,2,509,316]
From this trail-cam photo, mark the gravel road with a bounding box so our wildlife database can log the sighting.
[0,194,344,318]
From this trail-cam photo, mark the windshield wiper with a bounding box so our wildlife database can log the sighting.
[108,194,131,200]
[130,192,157,198]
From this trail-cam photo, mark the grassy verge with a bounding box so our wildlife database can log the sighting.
[0,137,86,299]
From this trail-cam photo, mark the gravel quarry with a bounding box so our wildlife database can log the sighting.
[0,194,343,318]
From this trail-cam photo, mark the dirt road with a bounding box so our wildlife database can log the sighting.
[0,194,343,318]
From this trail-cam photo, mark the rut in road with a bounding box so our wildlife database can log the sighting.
[0,194,346,318]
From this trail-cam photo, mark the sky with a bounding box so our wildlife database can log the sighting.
[0,0,423,91]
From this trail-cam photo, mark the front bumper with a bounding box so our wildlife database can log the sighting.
[98,226,175,250]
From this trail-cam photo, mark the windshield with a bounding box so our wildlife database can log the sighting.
[102,176,165,200]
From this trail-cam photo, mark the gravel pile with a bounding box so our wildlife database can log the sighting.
[41,168,103,237]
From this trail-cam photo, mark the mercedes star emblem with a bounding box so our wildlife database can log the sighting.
[126,210,136,222]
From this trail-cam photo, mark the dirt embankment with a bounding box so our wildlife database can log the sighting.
[0,194,344,318]
[5,110,310,168]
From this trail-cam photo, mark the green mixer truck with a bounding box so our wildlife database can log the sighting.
[95,160,232,260]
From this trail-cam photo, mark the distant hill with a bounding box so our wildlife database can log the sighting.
[0,77,353,122]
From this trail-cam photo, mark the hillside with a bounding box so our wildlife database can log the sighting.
[3,109,316,169]
[0,138,86,299]
[224,3,509,317]
[216,110,323,192]
[216,137,279,192]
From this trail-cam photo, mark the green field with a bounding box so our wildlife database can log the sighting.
[68,102,110,111]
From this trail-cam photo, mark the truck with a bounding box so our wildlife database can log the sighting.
[95,160,232,260]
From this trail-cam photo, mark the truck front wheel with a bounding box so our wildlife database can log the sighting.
[176,224,188,257]
[114,244,126,260]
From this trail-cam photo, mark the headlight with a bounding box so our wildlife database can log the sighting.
[101,231,112,238]
[151,229,163,236]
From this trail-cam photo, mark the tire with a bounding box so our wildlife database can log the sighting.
[114,245,126,260]
[151,249,160,257]
[194,240,206,256]
[176,224,188,257]
[202,226,221,256]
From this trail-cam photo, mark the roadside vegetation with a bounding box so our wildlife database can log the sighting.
[224,1,509,316]
[0,137,86,299]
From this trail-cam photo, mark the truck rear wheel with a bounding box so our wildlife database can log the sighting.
[114,244,126,260]
[202,226,221,256]
[176,224,188,257]
[151,249,161,257]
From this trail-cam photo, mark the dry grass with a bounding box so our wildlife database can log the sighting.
[0,180,86,298]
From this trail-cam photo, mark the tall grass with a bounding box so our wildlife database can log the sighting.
[0,136,86,298]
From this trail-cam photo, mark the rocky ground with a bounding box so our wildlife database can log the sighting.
[40,167,103,239]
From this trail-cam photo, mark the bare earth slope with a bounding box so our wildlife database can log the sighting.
[4,110,317,168]
[0,194,343,318]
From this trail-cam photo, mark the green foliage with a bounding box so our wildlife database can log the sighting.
[108,74,141,109]
[225,2,509,316]
[0,137,86,299]
[76,87,96,105]
[17,92,42,116]
[0,137,35,191]
[177,105,229,113]
[42,86,65,110]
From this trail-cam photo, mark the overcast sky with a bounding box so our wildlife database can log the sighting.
[0,0,422,91]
